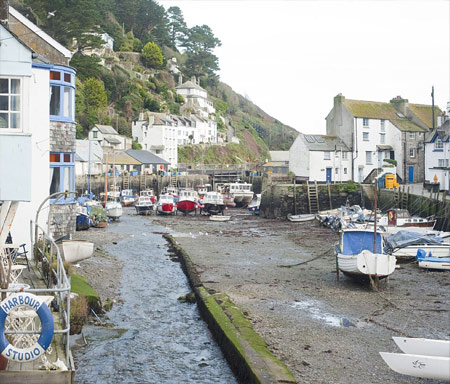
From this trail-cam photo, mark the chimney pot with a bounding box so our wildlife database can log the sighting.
[0,0,9,27]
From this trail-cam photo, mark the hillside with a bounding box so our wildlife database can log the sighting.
[11,0,298,164]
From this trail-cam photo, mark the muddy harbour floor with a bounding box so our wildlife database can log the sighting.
[74,207,450,384]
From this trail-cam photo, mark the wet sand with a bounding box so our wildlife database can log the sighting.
[75,208,449,384]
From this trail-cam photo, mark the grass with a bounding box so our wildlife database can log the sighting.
[71,273,99,305]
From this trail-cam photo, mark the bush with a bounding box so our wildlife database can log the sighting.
[141,42,164,69]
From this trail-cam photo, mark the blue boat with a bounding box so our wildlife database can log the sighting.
[416,249,450,271]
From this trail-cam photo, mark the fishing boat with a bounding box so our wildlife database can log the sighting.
[135,196,154,215]
[196,184,212,198]
[202,191,225,215]
[377,209,436,229]
[287,213,315,222]
[100,185,121,200]
[248,194,261,215]
[120,189,138,206]
[156,194,177,215]
[76,205,90,230]
[61,240,94,264]
[335,228,397,279]
[177,189,200,215]
[105,199,123,220]
[162,186,179,203]
[210,215,231,222]
[140,189,157,203]
[416,249,450,270]
[227,181,254,207]
[380,337,450,381]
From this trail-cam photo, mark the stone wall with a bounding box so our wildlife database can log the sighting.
[49,203,77,241]
[50,121,76,153]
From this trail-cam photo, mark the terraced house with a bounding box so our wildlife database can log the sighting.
[326,94,441,184]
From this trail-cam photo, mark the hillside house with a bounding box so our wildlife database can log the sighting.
[289,134,352,182]
[424,103,450,192]
[326,94,440,183]
[176,75,216,119]
[88,124,131,152]
[2,5,78,245]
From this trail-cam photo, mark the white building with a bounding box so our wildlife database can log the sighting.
[176,76,216,119]
[424,103,450,191]
[326,94,436,183]
[75,139,103,177]
[289,134,352,182]
[88,124,131,152]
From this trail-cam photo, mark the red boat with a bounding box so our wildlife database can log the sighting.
[156,194,177,215]
[176,189,199,215]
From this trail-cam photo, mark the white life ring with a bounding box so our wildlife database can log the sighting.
[0,292,54,362]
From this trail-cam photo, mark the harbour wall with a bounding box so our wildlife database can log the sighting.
[164,234,296,384]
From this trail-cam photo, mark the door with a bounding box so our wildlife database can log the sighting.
[408,166,414,183]
[358,168,363,183]
[378,151,382,168]
[326,168,332,183]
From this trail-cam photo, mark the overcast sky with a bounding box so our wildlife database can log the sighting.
[159,0,450,134]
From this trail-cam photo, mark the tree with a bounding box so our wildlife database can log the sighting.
[141,42,164,68]
[167,6,188,48]
[83,78,107,129]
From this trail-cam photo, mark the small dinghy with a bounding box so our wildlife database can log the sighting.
[287,214,315,222]
[210,215,231,222]
[62,240,94,264]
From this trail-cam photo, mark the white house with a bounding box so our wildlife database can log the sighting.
[88,124,131,152]
[424,103,450,191]
[326,94,438,183]
[176,75,216,118]
[75,139,103,177]
[289,134,352,182]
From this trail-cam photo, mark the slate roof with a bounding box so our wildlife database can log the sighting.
[176,80,205,92]
[125,150,169,164]
[94,124,118,135]
[75,140,103,162]
[408,103,442,129]
[104,136,121,144]
[300,135,351,151]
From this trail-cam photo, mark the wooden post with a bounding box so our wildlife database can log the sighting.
[328,182,332,209]
[293,178,297,215]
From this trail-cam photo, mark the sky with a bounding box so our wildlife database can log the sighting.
[159,0,450,134]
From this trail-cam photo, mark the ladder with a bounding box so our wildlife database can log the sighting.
[170,173,178,188]
[401,186,409,209]
[307,180,319,213]
[139,174,146,192]
[122,175,130,190]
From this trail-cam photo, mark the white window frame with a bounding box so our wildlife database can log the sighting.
[342,152,348,160]
[363,118,369,127]
[380,133,386,144]
[363,132,369,141]
[435,139,443,150]
[0,77,22,132]
[409,148,415,158]
[365,151,372,164]
[409,132,416,140]
[380,119,385,132]
[324,151,331,160]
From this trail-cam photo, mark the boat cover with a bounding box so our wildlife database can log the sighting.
[384,230,443,253]
[342,231,382,255]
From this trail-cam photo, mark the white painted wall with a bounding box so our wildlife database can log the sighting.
[425,139,450,191]
[10,67,50,251]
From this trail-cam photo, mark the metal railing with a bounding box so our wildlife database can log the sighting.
[0,220,72,368]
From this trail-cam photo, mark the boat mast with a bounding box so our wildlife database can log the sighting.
[373,180,378,252]
[104,160,108,206]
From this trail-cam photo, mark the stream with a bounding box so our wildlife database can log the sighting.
[72,213,237,384]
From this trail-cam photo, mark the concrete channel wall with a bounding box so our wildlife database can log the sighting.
[164,234,296,384]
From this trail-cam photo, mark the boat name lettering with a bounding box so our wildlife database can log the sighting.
[1,294,42,314]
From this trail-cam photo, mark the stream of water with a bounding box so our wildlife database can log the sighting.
[73,213,237,384]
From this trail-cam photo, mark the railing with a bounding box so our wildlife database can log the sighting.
[0,220,72,368]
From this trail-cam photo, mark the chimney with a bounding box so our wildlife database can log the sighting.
[390,96,408,115]
[178,73,183,86]
[334,93,345,126]
[0,0,9,27]
[191,76,196,84]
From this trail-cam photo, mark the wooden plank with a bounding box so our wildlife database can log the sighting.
[0,370,74,384]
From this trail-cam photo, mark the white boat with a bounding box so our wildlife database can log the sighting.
[379,352,450,381]
[377,209,436,229]
[248,194,261,215]
[202,191,225,215]
[416,250,450,270]
[335,229,397,278]
[287,213,315,222]
[105,200,123,220]
[210,215,231,222]
[121,189,138,206]
[226,182,254,207]
[61,240,94,264]
[140,189,157,203]
[156,194,177,215]
[392,337,450,357]
[135,196,154,215]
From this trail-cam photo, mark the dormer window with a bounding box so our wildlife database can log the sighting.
[435,139,444,150]
[0,78,21,130]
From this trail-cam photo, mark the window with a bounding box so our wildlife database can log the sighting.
[93,131,98,139]
[409,132,416,140]
[438,159,449,167]
[335,168,338,175]
[344,168,348,175]
[434,139,443,150]
[50,152,74,195]
[409,148,415,158]
[0,78,21,130]
[363,118,369,127]
[380,119,385,131]
[324,151,331,160]
[366,151,372,164]
[49,67,75,122]
[342,152,348,160]
[380,133,386,144]
[363,132,369,141]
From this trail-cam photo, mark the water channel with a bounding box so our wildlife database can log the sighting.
[72,213,237,384]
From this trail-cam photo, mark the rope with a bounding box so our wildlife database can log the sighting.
[278,246,333,268]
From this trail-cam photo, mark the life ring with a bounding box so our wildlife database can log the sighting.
[0,292,54,362]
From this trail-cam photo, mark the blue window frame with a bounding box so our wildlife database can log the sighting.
[49,66,75,123]
[50,152,74,196]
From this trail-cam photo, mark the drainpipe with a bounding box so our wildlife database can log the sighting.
[403,132,407,183]
[352,118,358,182]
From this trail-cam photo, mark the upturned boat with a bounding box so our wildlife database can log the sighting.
[61,240,94,264]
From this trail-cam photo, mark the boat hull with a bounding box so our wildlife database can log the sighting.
[76,214,90,231]
[203,203,225,215]
[287,214,316,222]
[393,244,450,259]
[337,250,396,277]
[135,205,153,215]
[62,240,94,263]
[379,352,450,381]
[233,193,253,207]
[417,257,450,270]
[393,337,450,358]
[210,215,231,222]
[157,203,175,215]
[177,200,197,214]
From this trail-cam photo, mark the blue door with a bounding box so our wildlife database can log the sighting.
[326,168,332,183]
[408,166,414,183]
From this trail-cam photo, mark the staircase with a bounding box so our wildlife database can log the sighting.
[307,180,319,213]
